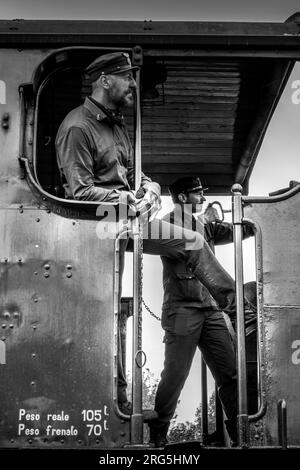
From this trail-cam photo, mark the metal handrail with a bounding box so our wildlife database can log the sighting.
[277,399,288,449]
[243,218,267,424]
[232,184,249,447]
[131,65,144,445]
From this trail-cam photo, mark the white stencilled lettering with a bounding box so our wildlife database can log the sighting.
[47,411,69,421]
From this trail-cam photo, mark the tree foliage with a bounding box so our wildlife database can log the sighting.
[127,368,217,444]
[168,392,216,443]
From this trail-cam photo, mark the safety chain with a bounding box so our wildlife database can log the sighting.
[137,228,143,350]
[142,298,161,322]
[139,221,162,323]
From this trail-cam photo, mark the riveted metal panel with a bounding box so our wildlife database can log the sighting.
[0,208,130,448]
[244,187,300,446]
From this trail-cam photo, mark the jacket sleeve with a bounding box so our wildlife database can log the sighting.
[56,126,121,202]
[207,220,254,246]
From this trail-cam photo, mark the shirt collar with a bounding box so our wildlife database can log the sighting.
[83,97,107,122]
[84,97,124,126]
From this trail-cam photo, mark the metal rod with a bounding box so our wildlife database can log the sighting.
[232,184,249,447]
[131,66,143,444]
[277,399,288,449]
[243,218,268,424]
[201,356,208,441]
[18,86,26,159]
[112,235,131,420]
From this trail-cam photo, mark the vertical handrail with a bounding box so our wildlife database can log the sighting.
[243,218,267,423]
[201,357,208,441]
[232,184,249,447]
[277,399,287,449]
[131,65,143,444]
[18,86,26,159]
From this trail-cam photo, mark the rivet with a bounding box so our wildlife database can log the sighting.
[29,121,34,126]
[32,353,36,358]
[1,337,6,341]
[30,381,35,387]
[34,298,38,303]
[36,218,40,222]
[61,439,65,444]
[4,258,8,263]
[28,438,33,444]
[19,209,24,214]
[19,204,23,209]
[72,222,76,225]
[96,439,100,444]
[66,265,72,270]
[66,272,72,278]
[34,271,38,276]
[18,258,23,264]
[47,209,51,214]
[32,325,37,330]
[44,272,50,278]
[77,439,82,445]
[44,264,50,270]
[254,434,260,440]
[13,312,19,318]
[10,439,15,443]
[4,312,10,319]
[120,431,126,436]
[9,324,14,329]
[1,324,6,329]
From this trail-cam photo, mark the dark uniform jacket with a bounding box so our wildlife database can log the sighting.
[55,97,151,202]
[161,209,253,334]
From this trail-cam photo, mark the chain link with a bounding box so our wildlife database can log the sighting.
[142,298,161,322]
[135,215,161,323]
[138,229,161,322]
[137,228,143,350]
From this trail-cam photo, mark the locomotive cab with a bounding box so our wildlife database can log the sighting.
[0,16,300,451]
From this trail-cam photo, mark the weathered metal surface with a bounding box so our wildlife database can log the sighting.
[244,185,300,446]
[0,49,48,208]
[0,209,130,448]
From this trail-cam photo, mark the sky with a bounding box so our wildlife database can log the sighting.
[1,0,300,22]
[2,0,300,425]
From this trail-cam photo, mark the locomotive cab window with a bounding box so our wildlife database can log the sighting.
[30,48,294,201]
[31,48,166,202]
[33,49,133,199]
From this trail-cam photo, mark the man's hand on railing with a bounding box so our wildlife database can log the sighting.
[204,203,222,223]
[135,186,162,223]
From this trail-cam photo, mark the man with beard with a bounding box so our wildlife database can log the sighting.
[148,176,255,448]
[55,53,255,419]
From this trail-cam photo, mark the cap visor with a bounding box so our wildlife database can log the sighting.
[112,65,140,74]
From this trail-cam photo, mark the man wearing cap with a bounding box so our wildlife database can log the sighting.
[56,52,157,203]
[148,176,254,448]
[55,53,255,419]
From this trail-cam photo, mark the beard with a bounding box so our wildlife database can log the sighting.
[109,88,135,108]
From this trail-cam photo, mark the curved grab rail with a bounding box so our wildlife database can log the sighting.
[244,220,267,424]
[243,181,300,205]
